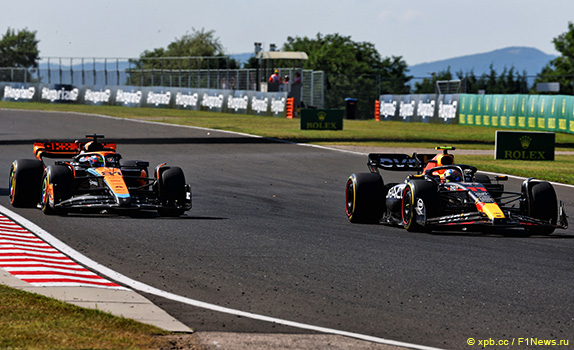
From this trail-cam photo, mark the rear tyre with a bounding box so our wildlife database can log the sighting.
[41,165,73,215]
[158,166,186,217]
[345,173,385,224]
[525,181,557,235]
[9,159,44,208]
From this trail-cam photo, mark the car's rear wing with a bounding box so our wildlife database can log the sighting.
[34,141,117,160]
[367,153,437,173]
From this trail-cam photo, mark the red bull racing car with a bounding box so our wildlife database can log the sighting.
[9,134,192,216]
[345,147,567,235]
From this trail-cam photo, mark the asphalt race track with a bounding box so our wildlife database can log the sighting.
[1,109,573,349]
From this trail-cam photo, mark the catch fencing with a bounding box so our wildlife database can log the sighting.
[0,56,325,109]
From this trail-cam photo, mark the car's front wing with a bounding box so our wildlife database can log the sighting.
[422,206,567,231]
[48,187,192,213]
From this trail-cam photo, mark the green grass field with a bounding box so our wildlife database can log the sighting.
[0,285,195,349]
[2,101,574,184]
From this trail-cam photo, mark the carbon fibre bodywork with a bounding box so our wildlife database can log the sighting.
[9,134,192,216]
[346,147,567,234]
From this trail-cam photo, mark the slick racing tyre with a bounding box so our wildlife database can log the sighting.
[401,180,437,232]
[41,165,73,215]
[525,181,557,235]
[158,166,186,217]
[9,159,44,208]
[345,173,385,224]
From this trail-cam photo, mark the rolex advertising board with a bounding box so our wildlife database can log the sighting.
[495,131,555,161]
[300,109,343,130]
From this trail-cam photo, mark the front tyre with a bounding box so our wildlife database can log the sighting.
[345,173,385,224]
[401,180,437,232]
[41,165,73,215]
[158,166,187,217]
[525,181,557,235]
[402,184,422,232]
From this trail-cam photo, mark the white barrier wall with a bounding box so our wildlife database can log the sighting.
[378,94,460,124]
[0,83,289,117]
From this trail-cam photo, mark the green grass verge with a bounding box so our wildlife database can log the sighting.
[0,284,180,350]
[2,101,573,184]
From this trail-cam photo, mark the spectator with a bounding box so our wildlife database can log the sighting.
[293,72,302,85]
[268,69,282,92]
[268,69,282,84]
[283,75,290,92]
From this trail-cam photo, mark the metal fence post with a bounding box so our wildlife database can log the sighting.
[58,57,62,84]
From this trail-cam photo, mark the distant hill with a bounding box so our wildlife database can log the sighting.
[232,46,556,79]
[36,46,556,81]
[231,52,254,65]
[407,46,557,79]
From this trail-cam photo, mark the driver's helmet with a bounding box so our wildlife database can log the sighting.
[80,154,104,167]
[441,169,462,183]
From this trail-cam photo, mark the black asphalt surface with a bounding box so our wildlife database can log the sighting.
[1,109,573,349]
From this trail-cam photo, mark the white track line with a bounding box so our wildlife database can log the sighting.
[54,108,574,189]
[10,108,572,348]
[0,205,444,350]
[8,108,574,188]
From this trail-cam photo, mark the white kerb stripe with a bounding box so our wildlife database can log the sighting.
[0,204,444,350]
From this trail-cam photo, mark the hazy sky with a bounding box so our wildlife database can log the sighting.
[2,0,572,65]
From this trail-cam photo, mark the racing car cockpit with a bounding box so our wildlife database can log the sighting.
[78,154,105,168]
[424,164,478,184]
[75,153,122,168]
[441,169,462,183]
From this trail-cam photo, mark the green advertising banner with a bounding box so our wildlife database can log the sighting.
[465,94,481,126]
[473,95,484,126]
[458,94,472,125]
[458,94,574,136]
[544,95,570,132]
[490,95,503,127]
[539,96,553,131]
[516,95,529,129]
[480,95,493,126]
[300,109,344,130]
[525,95,540,130]
[496,95,519,128]
[569,97,574,134]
